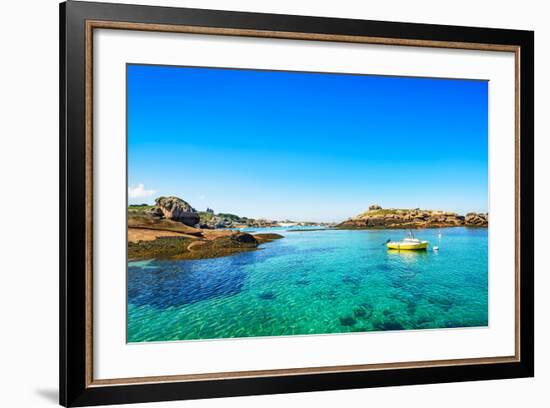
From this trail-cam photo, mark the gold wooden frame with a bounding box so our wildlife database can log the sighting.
[84,20,521,388]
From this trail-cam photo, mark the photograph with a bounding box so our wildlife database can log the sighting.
[126,64,489,343]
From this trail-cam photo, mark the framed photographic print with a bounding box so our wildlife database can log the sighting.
[60,1,534,406]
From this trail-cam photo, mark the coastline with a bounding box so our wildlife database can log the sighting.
[128,227,283,261]
[335,224,488,230]
[336,206,488,230]
[128,199,487,261]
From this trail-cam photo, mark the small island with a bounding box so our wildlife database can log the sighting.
[128,196,286,261]
[337,204,488,229]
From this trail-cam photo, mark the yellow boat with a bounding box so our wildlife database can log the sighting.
[386,231,429,250]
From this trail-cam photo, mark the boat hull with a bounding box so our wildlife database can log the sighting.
[387,241,428,250]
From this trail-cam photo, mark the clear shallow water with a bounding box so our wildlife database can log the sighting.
[127,227,488,342]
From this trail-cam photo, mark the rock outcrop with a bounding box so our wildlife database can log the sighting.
[129,197,314,230]
[154,196,200,226]
[465,212,489,226]
[198,212,281,229]
[337,206,488,229]
[128,228,284,261]
[146,206,163,218]
[127,197,287,260]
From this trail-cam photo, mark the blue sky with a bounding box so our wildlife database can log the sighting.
[127,64,488,222]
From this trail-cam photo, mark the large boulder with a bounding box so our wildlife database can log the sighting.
[210,232,259,249]
[154,196,200,226]
[146,206,163,218]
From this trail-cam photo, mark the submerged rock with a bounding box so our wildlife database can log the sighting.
[253,233,284,244]
[374,320,404,331]
[211,232,258,249]
[353,308,367,318]
[342,275,361,285]
[339,316,357,326]
[353,304,373,319]
[295,279,311,286]
[259,292,276,300]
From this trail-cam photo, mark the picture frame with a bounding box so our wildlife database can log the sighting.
[60,1,534,406]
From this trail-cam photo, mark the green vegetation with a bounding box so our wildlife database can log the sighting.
[127,196,287,261]
[360,208,406,216]
[128,232,283,261]
[128,204,156,213]
[198,210,266,228]
[338,206,485,229]
[198,211,248,226]
[128,236,196,260]
[217,213,248,222]
[198,211,215,224]
[128,235,257,261]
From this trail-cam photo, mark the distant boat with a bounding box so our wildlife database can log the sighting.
[386,230,429,250]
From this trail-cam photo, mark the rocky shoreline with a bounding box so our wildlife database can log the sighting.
[128,229,283,261]
[128,196,285,261]
[337,205,488,229]
[128,197,488,260]
[133,196,329,230]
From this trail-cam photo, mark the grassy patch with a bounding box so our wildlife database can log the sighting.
[128,204,155,211]
[361,209,405,216]
[128,232,273,261]
[128,236,195,260]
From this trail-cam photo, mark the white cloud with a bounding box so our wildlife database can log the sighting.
[128,183,156,199]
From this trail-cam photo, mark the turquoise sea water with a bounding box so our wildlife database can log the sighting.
[127,227,488,342]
